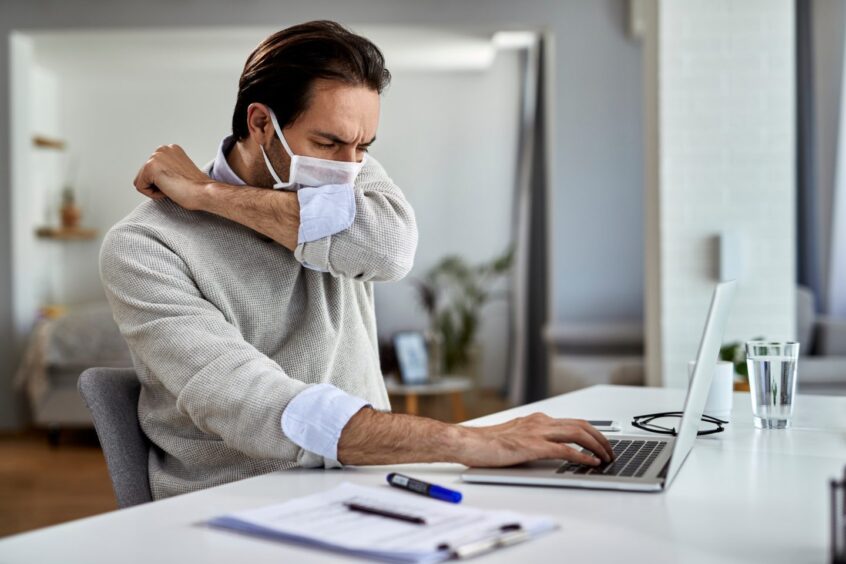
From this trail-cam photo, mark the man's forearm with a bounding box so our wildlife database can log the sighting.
[199,182,300,250]
[337,407,616,468]
[337,407,467,465]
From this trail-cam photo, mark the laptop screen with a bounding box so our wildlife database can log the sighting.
[663,280,736,486]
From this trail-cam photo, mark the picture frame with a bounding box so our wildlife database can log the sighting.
[393,331,429,385]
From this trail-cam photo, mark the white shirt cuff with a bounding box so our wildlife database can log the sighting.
[281,383,369,463]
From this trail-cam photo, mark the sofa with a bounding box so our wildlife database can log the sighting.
[795,286,846,395]
[15,302,134,442]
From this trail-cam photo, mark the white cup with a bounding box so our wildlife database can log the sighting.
[687,360,734,421]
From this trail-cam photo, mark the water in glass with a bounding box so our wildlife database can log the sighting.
[746,352,798,429]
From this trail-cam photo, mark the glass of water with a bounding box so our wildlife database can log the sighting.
[745,341,799,429]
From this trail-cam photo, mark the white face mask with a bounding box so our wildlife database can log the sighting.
[260,106,367,190]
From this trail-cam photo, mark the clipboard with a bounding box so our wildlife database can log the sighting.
[207,482,557,563]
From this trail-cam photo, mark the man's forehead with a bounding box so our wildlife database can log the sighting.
[298,80,380,140]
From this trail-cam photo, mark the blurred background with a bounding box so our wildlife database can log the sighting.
[1,0,844,538]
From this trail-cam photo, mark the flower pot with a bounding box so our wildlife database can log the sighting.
[60,203,82,230]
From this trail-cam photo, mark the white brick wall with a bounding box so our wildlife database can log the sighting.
[645,0,796,387]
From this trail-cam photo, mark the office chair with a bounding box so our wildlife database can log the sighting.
[78,367,153,508]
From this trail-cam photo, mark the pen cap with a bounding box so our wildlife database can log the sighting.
[429,485,462,503]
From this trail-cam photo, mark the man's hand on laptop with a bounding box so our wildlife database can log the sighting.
[458,413,614,467]
[134,144,213,211]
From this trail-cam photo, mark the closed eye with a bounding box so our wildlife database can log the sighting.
[309,129,376,152]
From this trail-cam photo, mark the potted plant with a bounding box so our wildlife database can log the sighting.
[719,337,764,392]
[412,248,513,383]
[60,184,82,230]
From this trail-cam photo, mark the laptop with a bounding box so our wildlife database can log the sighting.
[462,280,737,493]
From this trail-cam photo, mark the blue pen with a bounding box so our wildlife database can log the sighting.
[386,472,463,503]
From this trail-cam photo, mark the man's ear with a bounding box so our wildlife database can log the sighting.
[245,103,275,146]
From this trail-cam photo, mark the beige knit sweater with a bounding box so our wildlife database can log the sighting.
[100,156,417,500]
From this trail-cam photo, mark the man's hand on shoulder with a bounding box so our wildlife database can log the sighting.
[134,144,301,250]
[134,144,213,211]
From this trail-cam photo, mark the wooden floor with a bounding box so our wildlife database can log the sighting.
[0,390,508,539]
[0,429,116,539]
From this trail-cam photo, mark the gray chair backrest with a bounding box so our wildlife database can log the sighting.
[78,367,153,508]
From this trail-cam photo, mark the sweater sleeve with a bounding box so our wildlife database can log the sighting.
[293,157,418,282]
[99,223,310,460]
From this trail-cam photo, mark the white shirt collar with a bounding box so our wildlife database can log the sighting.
[210,135,247,186]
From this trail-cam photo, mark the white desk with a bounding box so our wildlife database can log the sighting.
[1,385,844,564]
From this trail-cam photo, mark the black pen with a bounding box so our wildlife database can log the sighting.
[343,501,427,525]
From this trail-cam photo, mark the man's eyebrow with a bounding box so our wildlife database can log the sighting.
[309,130,377,146]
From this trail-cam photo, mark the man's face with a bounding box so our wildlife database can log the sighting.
[250,78,380,186]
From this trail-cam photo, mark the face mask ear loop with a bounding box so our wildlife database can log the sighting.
[259,145,287,189]
[262,105,297,189]
[266,106,295,158]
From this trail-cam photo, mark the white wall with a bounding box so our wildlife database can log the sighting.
[54,65,240,306]
[553,2,644,323]
[10,34,65,351]
[644,0,797,387]
[374,56,520,388]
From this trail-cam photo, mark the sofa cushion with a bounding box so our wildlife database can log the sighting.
[798,357,846,385]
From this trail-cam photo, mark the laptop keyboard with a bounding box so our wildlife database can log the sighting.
[556,439,667,478]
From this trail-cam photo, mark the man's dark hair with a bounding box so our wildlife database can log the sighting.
[231,20,391,139]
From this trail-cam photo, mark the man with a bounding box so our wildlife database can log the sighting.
[101,20,612,500]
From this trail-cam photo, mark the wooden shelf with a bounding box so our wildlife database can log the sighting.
[35,227,98,241]
[32,135,67,151]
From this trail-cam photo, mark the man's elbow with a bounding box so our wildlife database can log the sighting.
[377,254,414,283]
[358,227,417,283]
[381,226,418,282]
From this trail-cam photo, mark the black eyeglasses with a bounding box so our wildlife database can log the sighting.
[631,411,728,436]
